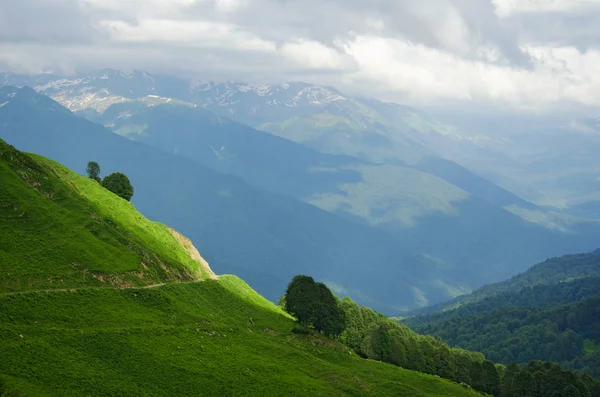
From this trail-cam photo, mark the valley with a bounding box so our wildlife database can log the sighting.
[1,73,599,314]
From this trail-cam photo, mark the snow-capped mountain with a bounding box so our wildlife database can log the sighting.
[1,69,352,115]
[3,69,599,214]
[0,68,446,163]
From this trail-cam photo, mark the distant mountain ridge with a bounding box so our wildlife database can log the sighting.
[403,249,600,377]
[2,83,600,314]
[0,85,443,313]
[407,248,600,316]
[4,68,600,219]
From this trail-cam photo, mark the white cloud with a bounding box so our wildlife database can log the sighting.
[101,19,276,52]
[1,0,600,111]
[340,35,600,108]
[281,39,348,70]
[492,0,600,17]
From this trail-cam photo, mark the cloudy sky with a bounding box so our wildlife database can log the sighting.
[1,0,600,111]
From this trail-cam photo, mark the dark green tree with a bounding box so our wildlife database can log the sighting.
[284,275,346,337]
[501,362,521,397]
[470,361,485,391]
[86,161,101,182]
[368,323,392,361]
[435,344,456,380]
[102,172,134,201]
[482,359,500,396]
[562,385,581,397]
[512,370,536,397]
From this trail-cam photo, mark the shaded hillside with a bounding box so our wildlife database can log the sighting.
[403,251,600,377]
[77,98,600,307]
[0,279,485,397]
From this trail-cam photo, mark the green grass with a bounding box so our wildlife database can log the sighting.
[0,139,483,396]
[0,277,482,396]
[0,139,211,293]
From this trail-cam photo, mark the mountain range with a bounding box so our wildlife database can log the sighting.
[1,70,599,314]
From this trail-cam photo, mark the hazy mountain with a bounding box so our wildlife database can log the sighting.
[0,85,459,313]
[423,113,600,215]
[407,248,600,316]
[4,70,599,220]
[2,75,600,311]
[75,97,600,300]
[0,69,475,165]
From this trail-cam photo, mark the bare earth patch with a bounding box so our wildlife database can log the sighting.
[167,227,218,280]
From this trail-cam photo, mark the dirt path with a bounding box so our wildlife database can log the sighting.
[0,279,207,297]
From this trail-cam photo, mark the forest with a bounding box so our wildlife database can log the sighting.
[404,275,600,378]
[280,274,600,397]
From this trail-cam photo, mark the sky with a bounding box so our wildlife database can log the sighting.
[1,0,600,112]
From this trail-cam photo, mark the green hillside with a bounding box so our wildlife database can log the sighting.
[0,139,482,396]
[0,139,214,293]
[403,252,600,378]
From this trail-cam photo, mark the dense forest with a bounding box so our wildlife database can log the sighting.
[404,264,600,379]
[282,284,600,397]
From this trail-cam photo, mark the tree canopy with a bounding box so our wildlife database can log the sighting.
[284,275,345,337]
[102,172,134,201]
[86,161,101,182]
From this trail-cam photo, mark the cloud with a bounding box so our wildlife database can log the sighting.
[101,19,276,52]
[492,0,600,17]
[0,0,599,110]
[281,39,350,70]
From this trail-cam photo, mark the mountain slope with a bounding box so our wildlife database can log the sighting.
[410,249,600,315]
[0,69,553,208]
[79,97,600,302]
[92,99,473,228]
[0,141,485,396]
[0,86,443,313]
[404,279,600,377]
[0,138,214,292]
[403,250,600,376]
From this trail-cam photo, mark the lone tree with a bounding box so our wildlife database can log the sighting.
[86,161,101,182]
[102,172,134,201]
[284,275,346,337]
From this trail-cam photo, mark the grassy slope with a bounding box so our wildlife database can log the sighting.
[0,140,480,396]
[0,139,212,292]
[0,278,483,396]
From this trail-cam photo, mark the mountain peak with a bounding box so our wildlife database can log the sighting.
[0,85,73,115]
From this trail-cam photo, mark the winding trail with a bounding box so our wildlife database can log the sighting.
[0,279,208,297]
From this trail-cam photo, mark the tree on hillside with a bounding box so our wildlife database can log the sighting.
[102,172,134,201]
[284,275,346,337]
[562,385,581,397]
[86,161,101,182]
